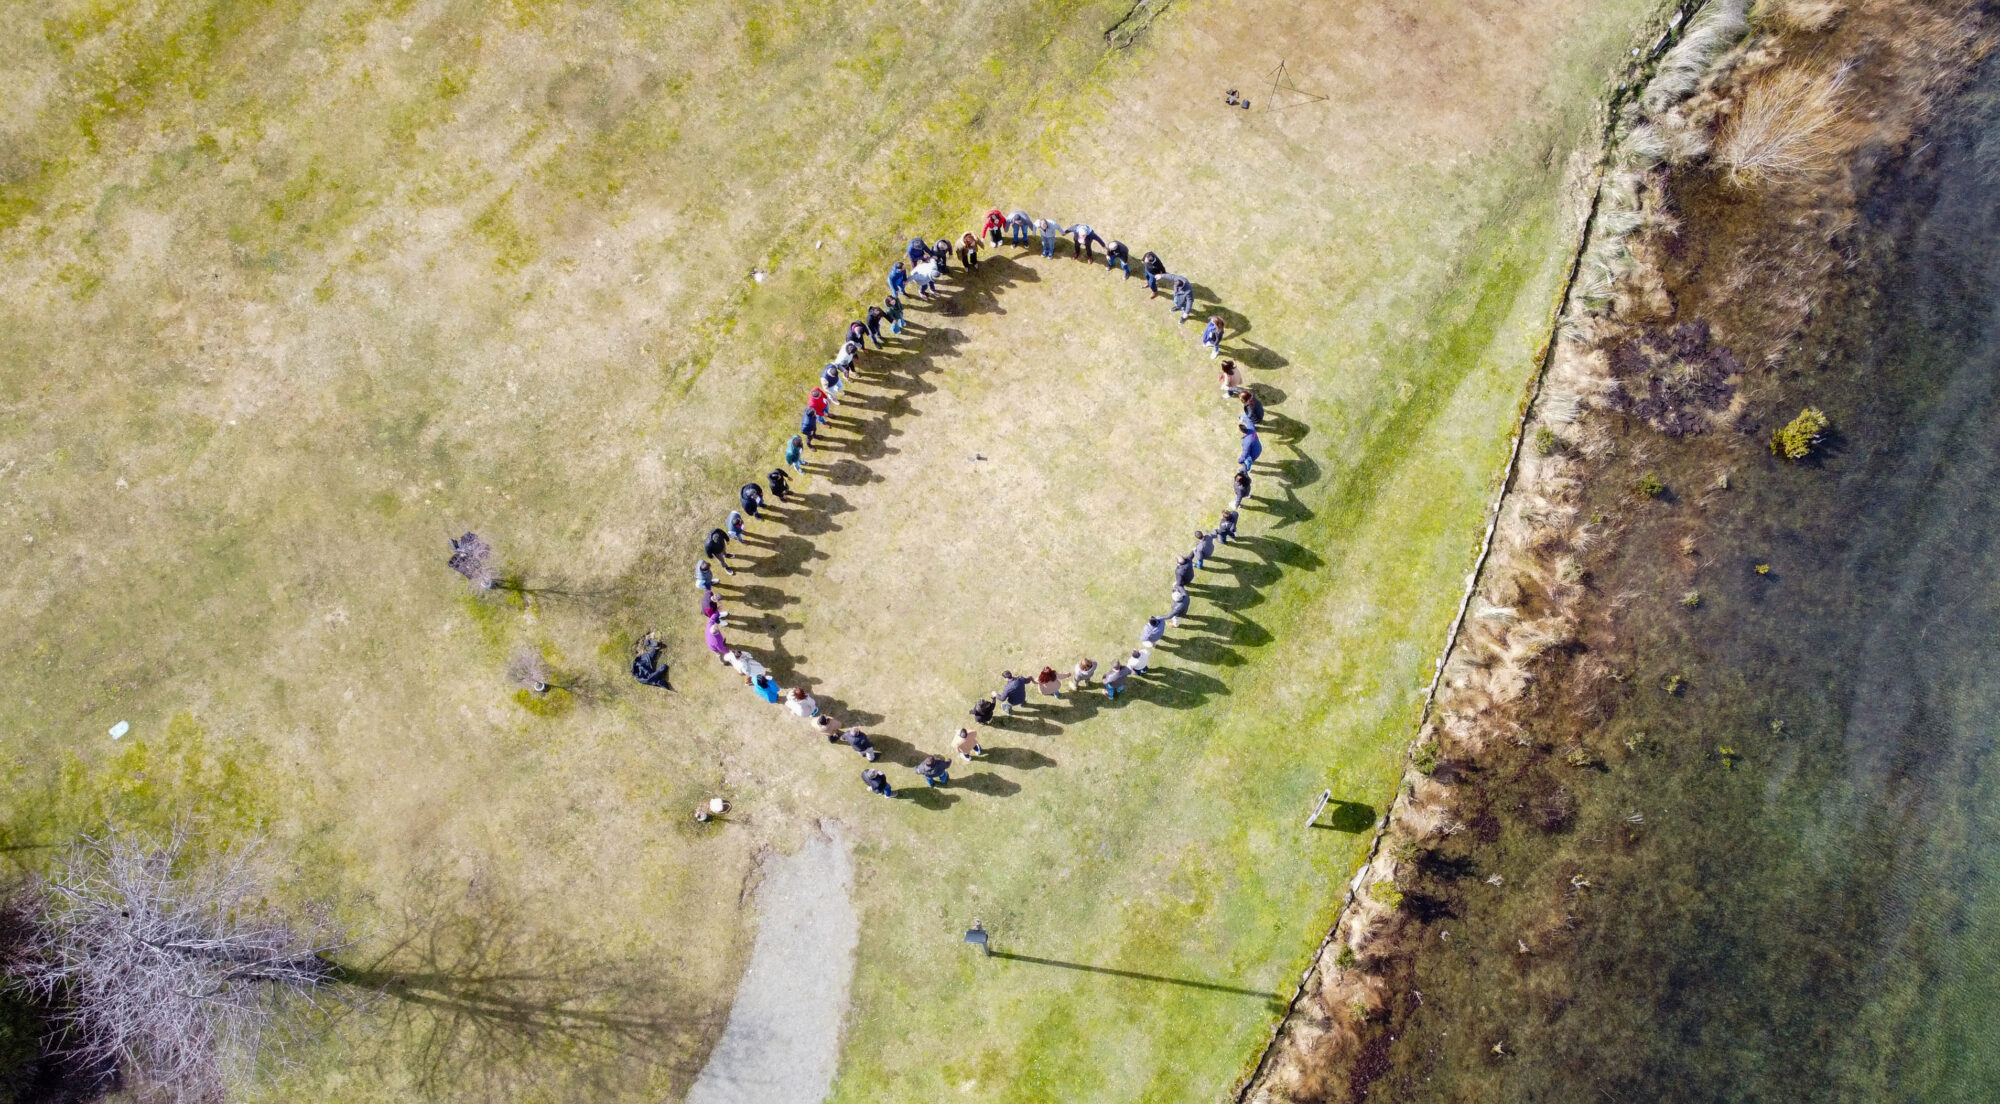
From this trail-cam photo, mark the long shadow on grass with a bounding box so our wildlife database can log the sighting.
[989,951,1281,1002]
[337,872,716,1101]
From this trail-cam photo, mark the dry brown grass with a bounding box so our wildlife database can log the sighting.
[1717,65,1854,185]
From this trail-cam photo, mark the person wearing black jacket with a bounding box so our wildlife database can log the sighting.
[997,672,1030,716]
[829,727,880,762]
[767,468,791,503]
[969,696,996,725]
[739,482,765,519]
[630,632,671,689]
[1174,553,1195,588]
[916,756,951,787]
[1142,250,1166,295]
[703,528,735,575]
[862,769,895,798]
[1105,240,1130,277]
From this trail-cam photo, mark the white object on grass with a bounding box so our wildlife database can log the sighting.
[109,721,130,739]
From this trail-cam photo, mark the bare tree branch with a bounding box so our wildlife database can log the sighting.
[6,826,349,1103]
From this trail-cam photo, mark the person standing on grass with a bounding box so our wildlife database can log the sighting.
[907,237,931,266]
[998,671,1030,715]
[1171,276,1195,321]
[1143,250,1166,295]
[831,726,881,762]
[1070,657,1098,691]
[985,209,1007,246]
[952,727,985,760]
[884,294,906,335]
[1128,647,1151,676]
[1216,509,1239,545]
[1232,469,1253,510]
[705,614,729,658]
[800,406,821,449]
[934,238,954,274]
[1168,585,1191,628]
[1219,359,1245,395]
[751,672,783,704]
[913,258,941,298]
[1103,660,1132,699]
[1194,528,1217,569]
[740,481,766,519]
[1070,223,1104,261]
[704,528,735,575]
[1174,553,1195,589]
[726,510,747,545]
[1239,389,1264,430]
[1036,217,1059,258]
[832,340,860,377]
[696,559,715,593]
[1036,666,1063,698]
[1008,210,1032,246]
[1141,615,1167,648]
[1239,424,1263,472]
[820,364,845,403]
[863,768,895,798]
[784,435,807,474]
[970,695,997,725]
[786,687,820,719]
[808,387,831,421]
[958,232,982,270]
[725,648,767,681]
[1105,239,1131,277]
[700,588,728,628]
[848,319,870,350]
[888,261,909,300]
[916,755,951,787]
[865,304,888,347]
[768,467,792,503]
[1202,316,1225,358]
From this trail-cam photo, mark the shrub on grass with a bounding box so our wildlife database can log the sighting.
[1770,406,1829,460]
[1719,68,1850,187]
[1367,880,1404,910]
[1635,472,1665,499]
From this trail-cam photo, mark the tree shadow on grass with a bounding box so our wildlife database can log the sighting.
[1315,800,1378,833]
[336,871,716,1103]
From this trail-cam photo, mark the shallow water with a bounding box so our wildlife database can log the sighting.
[1368,55,2000,1104]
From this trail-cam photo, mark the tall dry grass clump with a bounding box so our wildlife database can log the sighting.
[1717,66,1852,185]
[1642,0,1753,113]
[1760,0,1846,33]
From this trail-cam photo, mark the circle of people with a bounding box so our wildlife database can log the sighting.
[661,208,1270,801]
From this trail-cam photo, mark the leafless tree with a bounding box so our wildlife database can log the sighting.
[7,827,349,1103]
[447,532,495,589]
[507,649,552,694]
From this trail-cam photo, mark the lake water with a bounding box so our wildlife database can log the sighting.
[1365,54,2000,1104]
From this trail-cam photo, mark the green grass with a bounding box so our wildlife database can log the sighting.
[0,0,1652,1099]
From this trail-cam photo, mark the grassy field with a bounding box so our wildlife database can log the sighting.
[0,0,1651,1099]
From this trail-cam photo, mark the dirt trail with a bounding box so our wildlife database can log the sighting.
[686,823,858,1104]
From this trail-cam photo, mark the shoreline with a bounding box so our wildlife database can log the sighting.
[1238,1,1998,1099]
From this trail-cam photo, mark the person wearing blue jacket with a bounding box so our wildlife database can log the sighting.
[1238,425,1263,472]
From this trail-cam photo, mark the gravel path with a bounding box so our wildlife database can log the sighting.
[686,823,857,1104]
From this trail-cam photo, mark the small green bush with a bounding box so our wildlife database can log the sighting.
[1367,880,1404,910]
[513,687,574,717]
[1334,944,1359,970]
[1411,741,1440,775]
[1771,406,1828,460]
[1680,590,1701,608]
[1635,472,1665,498]
[1533,426,1567,456]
